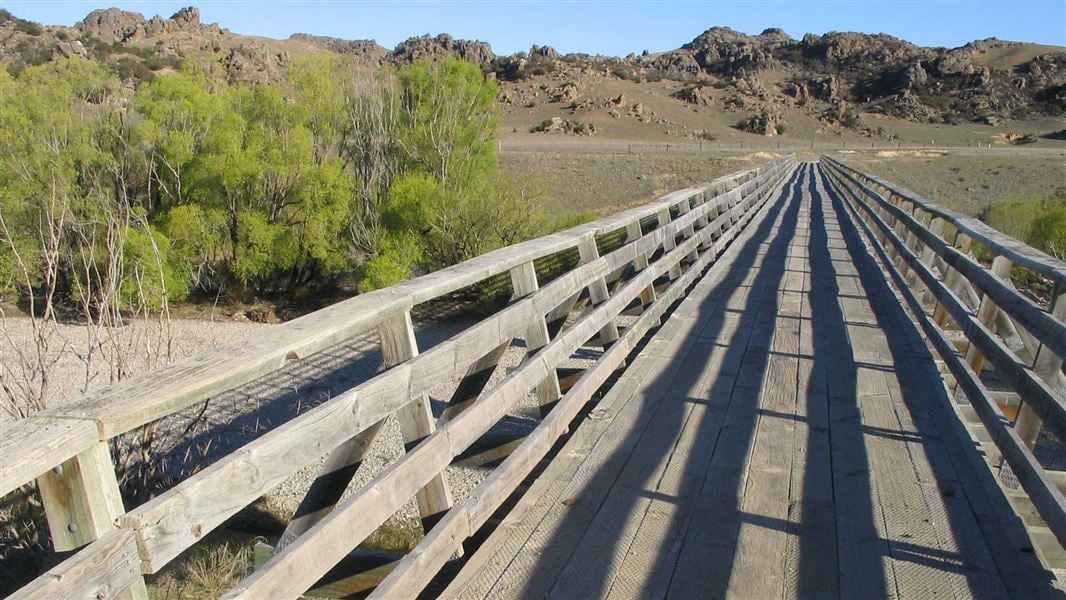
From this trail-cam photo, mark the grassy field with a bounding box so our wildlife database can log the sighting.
[831,147,1066,215]
[500,149,785,215]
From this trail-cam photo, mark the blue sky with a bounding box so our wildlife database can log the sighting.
[6,1,1065,55]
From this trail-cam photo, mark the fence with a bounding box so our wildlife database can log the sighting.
[3,156,796,598]
[823,156,1066,574]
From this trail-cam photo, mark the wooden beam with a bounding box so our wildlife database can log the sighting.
[510,261,562,415]
[964,255,1013,374]
[377,311,454,531]
[1016,288,1066,449]
[275,420,385,552]
[626,220,656,308]
[8,529,144,600]
[578,236,620,346]
[36,442,147,599]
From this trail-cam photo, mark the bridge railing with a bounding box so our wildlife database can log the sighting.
[823,156,1066,573]
[3,156,796,598]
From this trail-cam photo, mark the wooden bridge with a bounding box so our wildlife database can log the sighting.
[5,155,1066,599]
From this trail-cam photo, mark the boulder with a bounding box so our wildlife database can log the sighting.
[673,84,715,105]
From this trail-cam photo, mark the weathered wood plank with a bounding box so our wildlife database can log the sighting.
[9,529,143,600]
[1,417,99,496]
[379,311,455,529]
[37,441,125,552]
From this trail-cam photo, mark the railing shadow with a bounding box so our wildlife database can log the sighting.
[509,165,806,599]
[821,164,1059,598]
[499,161,1055,600]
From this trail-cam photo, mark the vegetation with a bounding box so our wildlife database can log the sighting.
[0,53,550,311]
[982,198,1066,259]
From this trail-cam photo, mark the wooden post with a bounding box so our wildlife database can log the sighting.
[657,207,681,281]
[702,200,722,253]
[377,311,453,531]
[37,441,148,599]
[1016,287,1066,448]
[935,231,971,327]
[964,255,1013,374]
[919,217,947,307]
[677,197,699,263]
[510,261,563,414]
[578,236,620,346]
[625,220,656,307]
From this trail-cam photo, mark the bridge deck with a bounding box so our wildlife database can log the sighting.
[449,164,1055,599]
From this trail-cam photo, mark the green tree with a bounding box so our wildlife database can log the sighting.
[143,69,353,293]
[398,57,500,186]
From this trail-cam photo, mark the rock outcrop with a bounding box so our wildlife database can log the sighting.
[77,6,213,42]
[393,34,494,64]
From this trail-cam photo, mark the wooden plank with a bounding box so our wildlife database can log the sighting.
[50,292,411,438]
[0,417,99,496]
[378,311,454,529]
[441,341,511,420]
[275,420,385,552]
[37,441,126,552]
[510,261,562,413]
[9,529,143,600]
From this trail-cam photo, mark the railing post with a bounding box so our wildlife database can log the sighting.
[377,311,454,532]
[656,207,682,281]
[510,261,563,414]
[37,441,148,599]
[677,197,699,263]
[578,236,621,346]
[1015,287,1066,448]
[625,220,657,307]
[964,255,1013,374]
[920,217,948,307]
[935,231,971,327]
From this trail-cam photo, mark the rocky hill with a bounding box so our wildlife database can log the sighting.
[1,6,1063,134]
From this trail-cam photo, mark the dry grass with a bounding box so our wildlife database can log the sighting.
[831,148,1066,215]
[500,149,773,214]
[149,535,255,599]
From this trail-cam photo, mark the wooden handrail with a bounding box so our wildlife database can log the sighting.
[226,158,795,598]
[823,156,1066,287]
[822,159,1066,561]
[0,167,763,499]
[5,156,796,599]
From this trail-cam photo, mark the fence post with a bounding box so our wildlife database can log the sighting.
[37,441,149,599]
[963,256,1013,374]
[510,261,563,414]
[378,311,454,532]
[626,220,656,307]
[1015,287,1066,448]
[578,236,620,346]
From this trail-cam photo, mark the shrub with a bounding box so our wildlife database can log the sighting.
[13,19,42,36]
